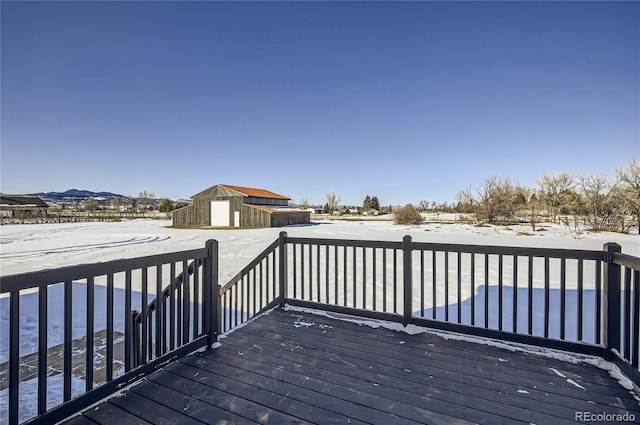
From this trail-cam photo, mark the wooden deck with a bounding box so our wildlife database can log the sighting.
[61,308,640,425]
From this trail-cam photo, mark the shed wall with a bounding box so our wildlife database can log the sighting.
[270,212,311,227]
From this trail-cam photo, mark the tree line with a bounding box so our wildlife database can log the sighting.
[455,158,639,233]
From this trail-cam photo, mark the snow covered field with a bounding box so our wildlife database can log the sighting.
[1,219,637,279]
[0,219,638,423]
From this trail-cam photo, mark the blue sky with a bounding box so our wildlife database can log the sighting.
[1,1,638,206]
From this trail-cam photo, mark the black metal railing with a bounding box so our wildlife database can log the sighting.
[276,232,639,383]
[218,238,281,333]
[1,240,217,425]
[3,232,639,425]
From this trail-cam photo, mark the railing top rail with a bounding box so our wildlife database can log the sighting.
[411,241,604,260]
[611,251,640,270]
[0,247,209,293]
[285,235,604,260]
[285,236,402,250]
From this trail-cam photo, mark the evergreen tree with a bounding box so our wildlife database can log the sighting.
[363,195,371,209]
[371,196,380,210]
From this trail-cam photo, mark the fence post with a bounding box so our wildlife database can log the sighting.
[204,239,219,346]
[603,242,622,360]
[403,235,413,327]
[279,231,288,307]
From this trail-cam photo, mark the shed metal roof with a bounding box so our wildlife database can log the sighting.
[0,196,49,208]
[221,185,290,200]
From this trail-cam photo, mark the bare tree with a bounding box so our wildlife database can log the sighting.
[325,192,341,214]
[578,173,613,229]
[298,197,310,209]
[521,188,543,231]
[465,176,519,223]
[136,190,155,211]
[616,158,640,232]
[536,172,574,221]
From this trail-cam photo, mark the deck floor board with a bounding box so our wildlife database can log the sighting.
[62,308,640,425]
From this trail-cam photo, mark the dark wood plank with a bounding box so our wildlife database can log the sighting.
[219,324,578,424]
[148,364,316,424]
[244,310,640,420]
[58,415,99,425]
[275,309,618,384]
[260,310,639,403]
[203,345,485,424]
[63,307,640,425]
[176,354,417,425]
[108,390,206,425]
[130,378,256,425]
[81,399,154,425]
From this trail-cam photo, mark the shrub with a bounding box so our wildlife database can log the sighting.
[394,204,423,225]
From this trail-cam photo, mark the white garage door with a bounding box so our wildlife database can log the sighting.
[210,200,230,226]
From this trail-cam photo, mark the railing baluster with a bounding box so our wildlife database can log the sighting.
[169,263,176,351]
[578,259,584,341]
[192,263,199,341]
[560,258,566,341]
[458,252,462,324]
[259,261,263,314]
[326,245,330,305]
[433,251,438,321]
[444,251,449,322]
[124,271,132,371]
[633,270,639,368]
[317,244,321,303]
[373,248,377,311]
[528,256,533,335]
[595,260,602,345]
[393,249,398,314]
[498,255,503,331]
[252,267,257,316]
[512,255,517,333]
[107,273,114,380]
[420,250,424,318]
[334,245,339,305]
[64,280,72,401]
[142,267,148,363]
[266,253,270,303]
[310,244,314,302]
[9,290,19,425]
[301,244,306,300]
[544,257,550,339]
[352,246,357,308]
[235,279,240,328]
[624,267,632,360]
[182,260,190,345]
[38,284,48,414]
[293,243,298,298]
[343,246,347,307]
[363,247,367,309]
[484,254,489,329]
[382,248,387,312]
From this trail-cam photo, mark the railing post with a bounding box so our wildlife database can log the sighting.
[603,242,622,360]
[131,311,140,368]
[402,235,413,327]
[279,231,288,307]
[204,239,219,346]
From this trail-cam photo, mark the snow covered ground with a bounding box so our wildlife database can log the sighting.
[1,219,637,279]
[0,219,638,423]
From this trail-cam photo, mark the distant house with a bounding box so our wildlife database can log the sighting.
[172,184,311,228]
[0,196,50,221]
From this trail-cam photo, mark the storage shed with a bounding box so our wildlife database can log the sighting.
[172,184,311,228]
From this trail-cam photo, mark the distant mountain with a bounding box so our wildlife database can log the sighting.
[25,189,126,201]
